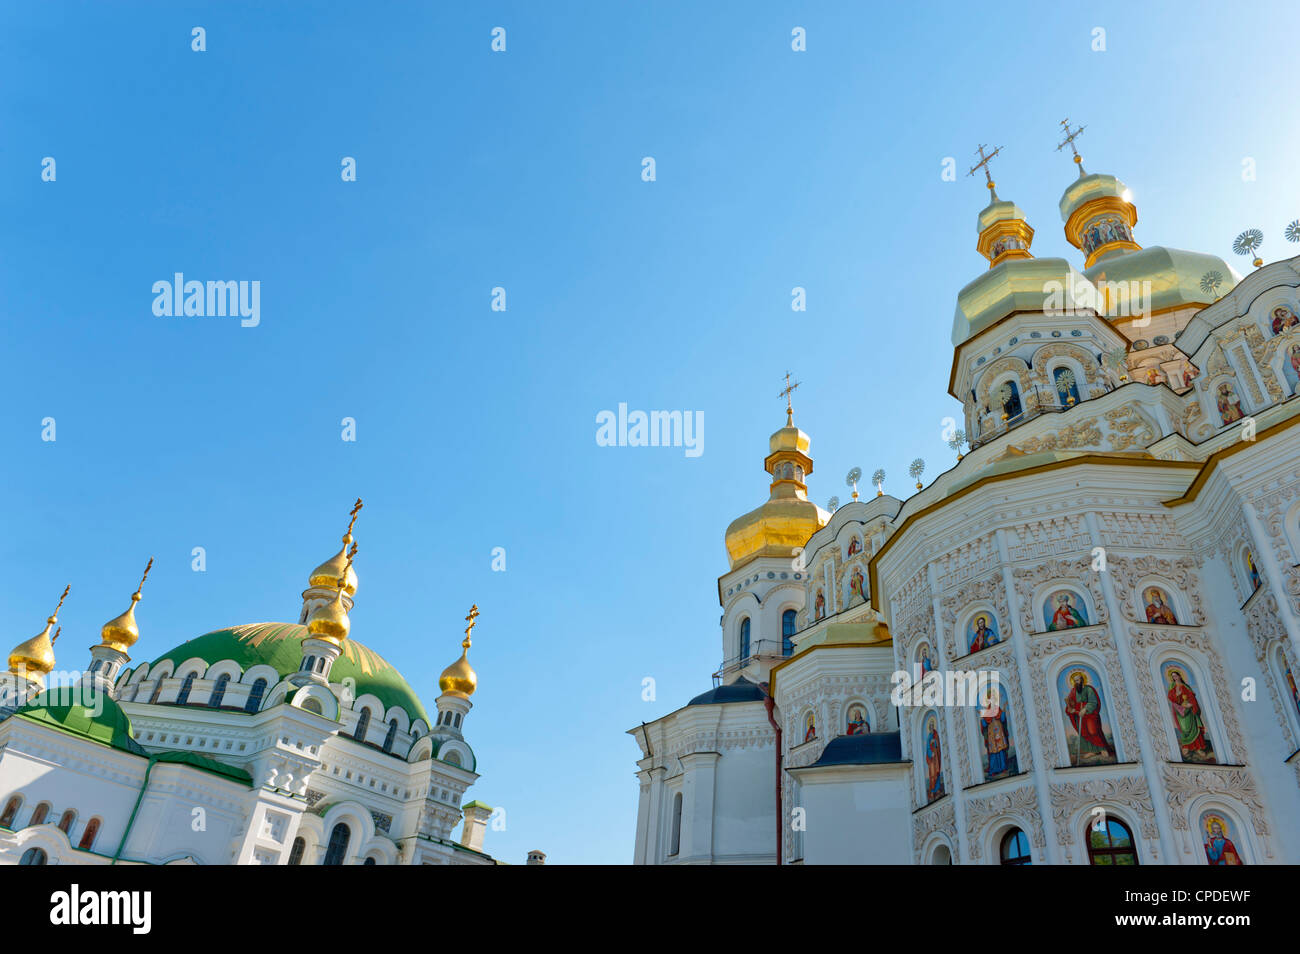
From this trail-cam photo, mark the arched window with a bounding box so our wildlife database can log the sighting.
[782,609,797,656]
[930,843,953,865]
[287,836,305,865]
[176,672,196,706]
[444,751,461,767]
[354,708,371,743]
[383,720,398,754]
[363,856,377,866]
[58,810,75,834]
[149,680,164,705]
[210,674,230,709]
[245,678,267,713]
[29,802,50,827]
[78,818,101,851]
[669,792,683,857]
[739,618,751,663]
[453,713,462,728]
[0,797,21,828]
[322,823,351,865]
[20,848,47,866]
[996,379,1023,421]
[999,828,1032,865]
[1087,817,1138,865]
[301,698,322,715]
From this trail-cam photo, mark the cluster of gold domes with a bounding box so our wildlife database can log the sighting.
[305,499,362,646]
[438,604,480,698]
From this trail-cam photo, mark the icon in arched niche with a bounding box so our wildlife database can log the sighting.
[1246,550,1262,592]
[978,683,1018,781]
[803,710,817,743]
[846,704,869,736]
[1283,343,1300,394]
[849,566,866,603]
[847,537,861,557]
[916,643,936,676]
[922,711,944,802]
[966,613,1000,653]
[1217,382,1244,425]
[1058,664,1117,766]
[1270,304,1299,336]
[1143,586,1178,625]
[1162,662,1216,764]
[1054,367,1081,405]
[1044,590,1089,631]
[1201,813,1244,865]
[1284,662,1300,719]
[814,589,826,620]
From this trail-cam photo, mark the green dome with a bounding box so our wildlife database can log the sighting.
[145,623,431,726]
[17,688,146,754]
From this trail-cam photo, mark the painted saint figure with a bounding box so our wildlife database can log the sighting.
[1271,305,1299,336]
[1217,383,1244,425]
[1046,592,1088,631]
[1247,551,1261,592]
[923,713,944,802]
[846,705,869,736]
[849,567,866,603]
[1062,669,1117,765]
[1144,587,1178,625]
[803,711,816,744]
[814,589,826,620]
[1164,666,1216,763]
[1202,816,1244,865]
[968,614,999,653]
[919,646,935,676]
[847,537,861,556]
[979,689,1017,780]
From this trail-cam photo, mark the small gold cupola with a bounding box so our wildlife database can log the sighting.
[438,604,480,698]
[969,144,1034,268]
[8,586,70,690]
[308,498,362,597]
[1056,120,1141,268]
[99,560,152,654]
[305,541,356,646]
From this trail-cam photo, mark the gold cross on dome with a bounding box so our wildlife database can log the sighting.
[779,372,801,419]
[1057,119,1086,169]
[967,144,1002,191]
[464,604,480,640]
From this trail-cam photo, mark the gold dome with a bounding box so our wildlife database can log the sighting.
[100,561,152,654]
[306,588,351,645]
[9,622,58,679]
[309,543,358,596]
[438,647,477,698]
[724,411,828,570]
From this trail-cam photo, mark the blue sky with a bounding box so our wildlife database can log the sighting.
[2,1,1297,864]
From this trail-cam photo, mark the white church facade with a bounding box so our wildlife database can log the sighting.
[0,504,544,866]
[630,141,1300,865]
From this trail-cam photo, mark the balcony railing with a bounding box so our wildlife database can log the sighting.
[712,638,791,684]
[968,383,1113,451]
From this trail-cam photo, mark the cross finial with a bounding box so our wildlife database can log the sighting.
[337,541,358,591]
[1056,119,1086,175]
[133,558,153,601]
[48,584,71,623]
[463,604,480,649]
[51,626,61,646]
[967,144,1002,198]
[779,372,801,424]
[343,498,363,542]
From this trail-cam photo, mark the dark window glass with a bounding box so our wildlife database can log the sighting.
[20,848,47,865]
[58,810,75,834]
[245,678,267,713]
[177,672,196,705]
[383,720,398,754]
[29,803,50,827]
[1000,828,1032,865]
[1088,818,1139,866]
[323,823,350,865]
[782,610,797,656]
[78,818,101,851]
[669,792,683,856]
[740,618,751,662]
[354,708,371,742]
[210,674,230,709]
[0,798,21,828]
[287,837,305,866]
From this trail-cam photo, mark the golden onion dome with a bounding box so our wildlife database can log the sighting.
[951,257,1097,347]
[309,542,358,596]
[100,594,143,653]
[9,620,58,677]
[305,589,350,645]
[438,643,478,698]
[724,412,828,570]
[1084,246,1241,315]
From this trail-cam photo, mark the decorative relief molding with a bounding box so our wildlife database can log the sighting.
[1048,775,1158,863]
[1161,763,1273,859]
[912,797,958,864]
[1103,404,1158,451]
[964,784,1044,861]
[1004,517,1093,564]
[1108,554,1206,625]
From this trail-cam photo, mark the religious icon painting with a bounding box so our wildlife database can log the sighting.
[849,566,867,603]
[814,589,826,620]
[1043,589,1089,631]
[1283,343,1300,394]
[1161,662,1216,764]
[916,642,936,676]
[1217,382,1245,425]
[1286,662,1300,720]
[803,710,816,744]
[1057,664,1117,766]
[921,711,944,802]
[846,704,869,736]
[966,612,1000,653]
[977,683,1018,781]
[1246,550,1262,592]
[1142,586,1178,625]
[847,537,861,557]
[1270,304,1299,336]
[1200,812,1245,865]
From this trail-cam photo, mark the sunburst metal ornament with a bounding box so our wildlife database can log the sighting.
[871,468,885,497]
[846,466,862,500]
[1200,270,1225,300]
[1233,229,1264,268]
[826,496,840,513]
[909,458,925,490]
[947,429,967,460]
[1286,220,1300,244]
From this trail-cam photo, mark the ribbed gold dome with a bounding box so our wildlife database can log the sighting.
[438,645,477,698]
[306,589,350,645]
[9,620,58,677]
[724,412,828,570]
[100,594,142,653]
[309,542,358,596]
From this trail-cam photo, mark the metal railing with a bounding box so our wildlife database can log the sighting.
[712,638,791,684]
[968,383,1113,450]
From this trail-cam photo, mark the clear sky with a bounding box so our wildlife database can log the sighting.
[2,1,1298,865]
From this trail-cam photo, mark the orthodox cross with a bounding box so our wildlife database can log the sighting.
[50,584,71,621]
[779,372,801,419]
[464,604,480,645]
[967,144,1002,195]
[134,558,153,599]
[1056,119,1086,172]
[345,497,363,539]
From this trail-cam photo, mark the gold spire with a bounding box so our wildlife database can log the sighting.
[438,604,480,698]
[99,560,151,653]
[8,585,70,684]
[308,498,363,596]
[306,541,356,645]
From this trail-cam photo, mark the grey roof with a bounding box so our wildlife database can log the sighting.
[808,731,904,766]
[687,677,766,706]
